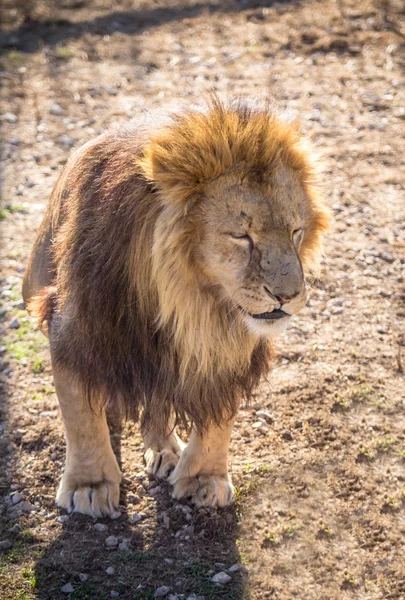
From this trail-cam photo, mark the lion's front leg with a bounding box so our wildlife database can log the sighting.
[53,365,122,519]
[143,417,185,480]
[168,419,235,508]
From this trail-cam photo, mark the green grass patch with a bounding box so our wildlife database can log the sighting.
[55,47,75,59]
[2,50,27,66]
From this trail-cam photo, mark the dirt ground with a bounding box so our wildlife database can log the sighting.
[1,0,405,598]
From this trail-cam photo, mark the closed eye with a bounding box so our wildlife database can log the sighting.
[230,233,249,240]
[229,233,253,252]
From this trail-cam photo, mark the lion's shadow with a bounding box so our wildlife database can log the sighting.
[33,419,249,600]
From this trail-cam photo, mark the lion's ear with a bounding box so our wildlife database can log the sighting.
[136,111,233,205]
[136,138,204,206]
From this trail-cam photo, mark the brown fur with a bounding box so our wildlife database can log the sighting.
[26,96,329,435]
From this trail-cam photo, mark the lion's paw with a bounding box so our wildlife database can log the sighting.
[144,447,180,479]
[169,474,235,508]
[56,455,122,519]
[57,480,121,519]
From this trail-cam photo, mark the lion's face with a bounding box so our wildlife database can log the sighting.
[196,168,311,336]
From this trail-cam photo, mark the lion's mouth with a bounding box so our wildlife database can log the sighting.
[248,308,288,321]
[238,307,289,321]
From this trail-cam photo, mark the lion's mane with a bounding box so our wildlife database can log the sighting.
[32,97,329,433]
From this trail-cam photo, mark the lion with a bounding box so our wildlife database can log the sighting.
[23,96,330,518]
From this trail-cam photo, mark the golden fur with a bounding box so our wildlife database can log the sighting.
[25,96,330,436]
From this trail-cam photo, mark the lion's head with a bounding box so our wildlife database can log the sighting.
[138,97,329,352]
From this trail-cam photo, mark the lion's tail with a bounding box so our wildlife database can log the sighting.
[26,286,58,335]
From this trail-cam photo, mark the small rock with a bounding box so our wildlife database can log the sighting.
[56,515,69,523]
[132,512,145,524]
[9,317,20,329]
[255,410,273,424]
[379,252,394,263]
[106,566,115,575]
[281,430,293,441]
[105,535,119,547]
[331,307,344,315]
[11,493,23,505]
[50,103,64,116]
[19,501,35,513]
[0,540,13,551]
[57,134,75,148]
[93,523,107,532]
[228,563,248,573]
[127,494,138,504]
[4,113,18,123]
[118,541,131,551]
[61,583,74,593]
[40,411,58,418]
[211,571,232,584]
[79,573,88,582]
[155,587,171,598]
[110,592,119,598]
[9,524,23,534]
[162,513,171,528]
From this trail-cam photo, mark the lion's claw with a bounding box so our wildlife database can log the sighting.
[144,447,180,479]
[169,473,234,508]
[57,479,121,519]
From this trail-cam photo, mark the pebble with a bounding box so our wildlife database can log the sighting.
[155,587,171,598]
[56,515,69,523]
[0,540,13,550]
[162,513,171,528]
[105,535,119,547]
[110,592,119,598]
[127,494,138,504]
[50,103,64,116]
[211,571,232,584]
[4,113,18,123]
[118,541,131,551]
[106,566,115,575]
[19,501,35,513]
[79,573,88,582]
[331,307,345,315]
[281,430,293,441]
[9,524,23,534]
[9,316,20,329]
[93,523,107,532]
[255,410,273,424]
[61,583,74,593]
[228,563,248,573]
[379,252,394,263]
[57,134,75,148]
[132,512,145,523]
[164,558,174,565]
[11,493,23,505]
[40,411,58,418]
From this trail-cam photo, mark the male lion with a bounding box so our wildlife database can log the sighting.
[23,97,329,518]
